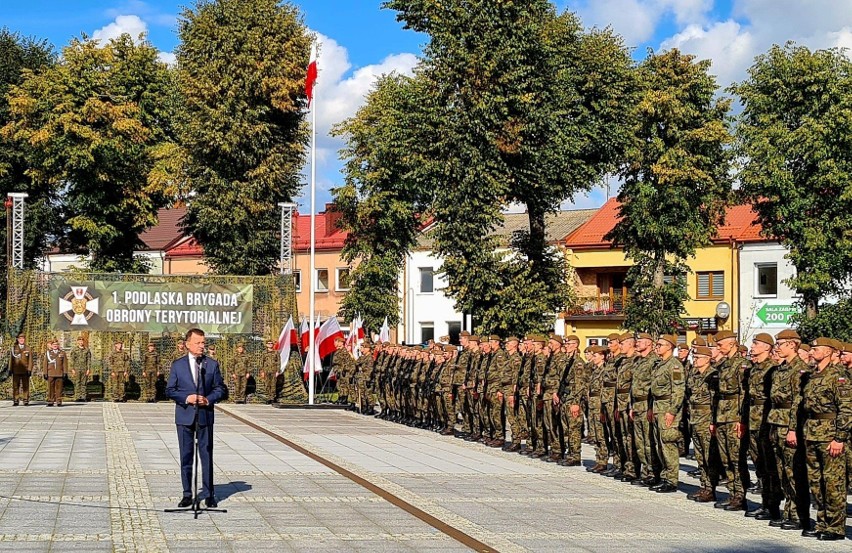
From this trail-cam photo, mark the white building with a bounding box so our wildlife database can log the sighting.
[738,241,798,343]
[398,209,596,344]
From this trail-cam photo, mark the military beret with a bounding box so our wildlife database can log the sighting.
[468,335,480,343]
[691,337,707,347]
[636,332,654,341]
[460,331,471,337]
[753,333,775,346]
[738,345,748,353]
[811,337,837,350]
[549,334,563,345]
[775,329,801,341]
[607,332,622,342]
[706,335,718,347]
[147,342,156,346]
[584,345,595,353]
[489,334,501,342]
[693,346,711,356]
[564,335,580,343]
[505,336,520,343]
[532,334,547,344]
[715,330,737,342]
[830,339,845,351]
[799,343,811,352]
[16,333,25,338]
[383,341,391,346]
[439,335,449,343]
[842,343,852,354]
[589,345,608,355]
[659,334,678,347]
[443,345,457,353]
[620,332,635,342]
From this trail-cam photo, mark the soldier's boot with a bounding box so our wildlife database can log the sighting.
[747,477,762,494]
[695,488,717,503]
[724,495,747,511]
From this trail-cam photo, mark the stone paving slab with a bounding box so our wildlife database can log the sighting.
[1,401,850,551]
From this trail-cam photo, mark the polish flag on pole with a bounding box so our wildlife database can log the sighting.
[276,316,296,373]
[378,317,390,344]
[302,342,321,379]
[317,317,345,359]
[300,316,320,354]
[345,314,365,358]
[305,42,318,108]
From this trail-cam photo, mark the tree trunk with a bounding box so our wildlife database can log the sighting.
[804,292,818,319]
[652,251,665,289]
[526,202,547,267]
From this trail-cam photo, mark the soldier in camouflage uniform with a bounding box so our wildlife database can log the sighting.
[542,335,565,461]
[331,337,356,408]
[528,336,549,457]
[711,330,747,511]
[516,337,535,452]
[648,334,685,493]
[440,345,458,435]
[586,345,609,472]
[558,335,586,466]
[599,333,622,476]
[630,333,659,486]
[354,342,374,413]
[141,342,159,402]
[69,337,91,402]
[260,340,278,404]
[463,336,482,441]
[106,341,130,402]
[743,333,781,521]
[767,329,811,530]
[485,336,506,447]
[798,338,852,540]
[686,346,719,502]
[230,343,250,403]
[502,337,523,450]
[614,333,638,480]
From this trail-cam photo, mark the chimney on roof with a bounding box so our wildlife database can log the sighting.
[324,203,341,237]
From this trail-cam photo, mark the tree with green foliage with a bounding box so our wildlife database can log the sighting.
[176,0,311,275]
[0,28,56,295]
[3,33,176,273]
[336,1,635,335]
[605,49,732,335]
[731,43,852,322]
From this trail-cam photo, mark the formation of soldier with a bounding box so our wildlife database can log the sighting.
[361,329,852,542]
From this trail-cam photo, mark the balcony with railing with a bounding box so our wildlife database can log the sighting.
[565,291,629,320]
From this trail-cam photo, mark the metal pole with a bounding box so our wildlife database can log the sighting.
[7,193,28,270]
[307,45,318,406]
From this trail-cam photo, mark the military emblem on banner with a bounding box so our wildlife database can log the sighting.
[58,286,100,326]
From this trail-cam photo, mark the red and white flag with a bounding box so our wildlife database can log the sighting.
[345,314,365,358]
[300,316,320,354]
[378,316,390,344]
[318,317,345,359]
[305,41,317,108]
[276,316,297,373]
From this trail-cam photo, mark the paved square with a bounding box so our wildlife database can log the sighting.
[0,401,845,551]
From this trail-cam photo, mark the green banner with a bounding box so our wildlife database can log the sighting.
[50,280,253,334]
[753,300,798,328]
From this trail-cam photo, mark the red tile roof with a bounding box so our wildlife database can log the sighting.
[140,207,186,251]
[293,208,348,252]
[564,198,765,250]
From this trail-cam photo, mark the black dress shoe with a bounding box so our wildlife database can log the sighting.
[630,478,648,486]
[745,507,767,518]
[755,512,775,521]
[654,482,678,493]
[801,528,819,538]
[817,532,845,541]
[178,497,192,508]
[620,475,635,482]
[768,518,786,528]
[780,520,801,530]
[205,497,218,508]
[713,499,730,509]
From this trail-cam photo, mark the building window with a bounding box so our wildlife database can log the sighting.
[697,271,724,300]
[420,322,434,344]
[586,337,605,347]
[756,263,778,297]
[447,321,461,345]
[292,270,301,293]
[336,268,351,291]
[316,269,329,292]
[419,267,434,293]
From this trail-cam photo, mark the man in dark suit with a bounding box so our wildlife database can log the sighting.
[166,328,228,508]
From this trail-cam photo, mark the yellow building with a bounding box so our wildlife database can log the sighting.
[563,198,761,347]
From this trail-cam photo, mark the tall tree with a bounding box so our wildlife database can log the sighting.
[605,49,733,334]
[371,1,635,335]
[731,43,852,320]
[177,0,311,275]
[333,74,434,330]
[3,34,176,272]
[0,28,56,286]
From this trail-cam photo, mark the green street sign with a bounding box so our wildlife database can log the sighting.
[755,302,798,327]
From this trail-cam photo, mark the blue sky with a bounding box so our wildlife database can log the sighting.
[2,0,851,211]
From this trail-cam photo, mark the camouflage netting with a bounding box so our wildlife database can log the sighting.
[1,269,301,403]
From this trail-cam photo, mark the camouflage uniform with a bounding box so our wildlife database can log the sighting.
[559,352,587,465]
[142,348,159,402]
[261,348,278,403]
[744,357,780,513]
[488,346,509,443]
[281,350,308,404]
[504,350,524,448]
[587,361,608,467]
[69,345,91,401]
[650,355,686,485]
[714,351,747,503]
[599,354,621,469]
[331,348,356,404]
[800,362,852,537]
[688,362,719,494]
[542,349,565,456]
[631,353,659,480]
[106,349,130,402]
[355,352,374,412]
[615,355,638,478]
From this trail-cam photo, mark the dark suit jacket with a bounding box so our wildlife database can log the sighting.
[166,354,228,426]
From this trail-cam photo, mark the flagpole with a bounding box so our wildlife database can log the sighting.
[307,41,318,406]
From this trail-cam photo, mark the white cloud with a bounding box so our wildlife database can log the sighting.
[157,51,176,66]
[92,15,148,43]
[566,0,713,45]
[661,21,756,87]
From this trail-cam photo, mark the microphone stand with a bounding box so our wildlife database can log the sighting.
[165,355,227,519]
